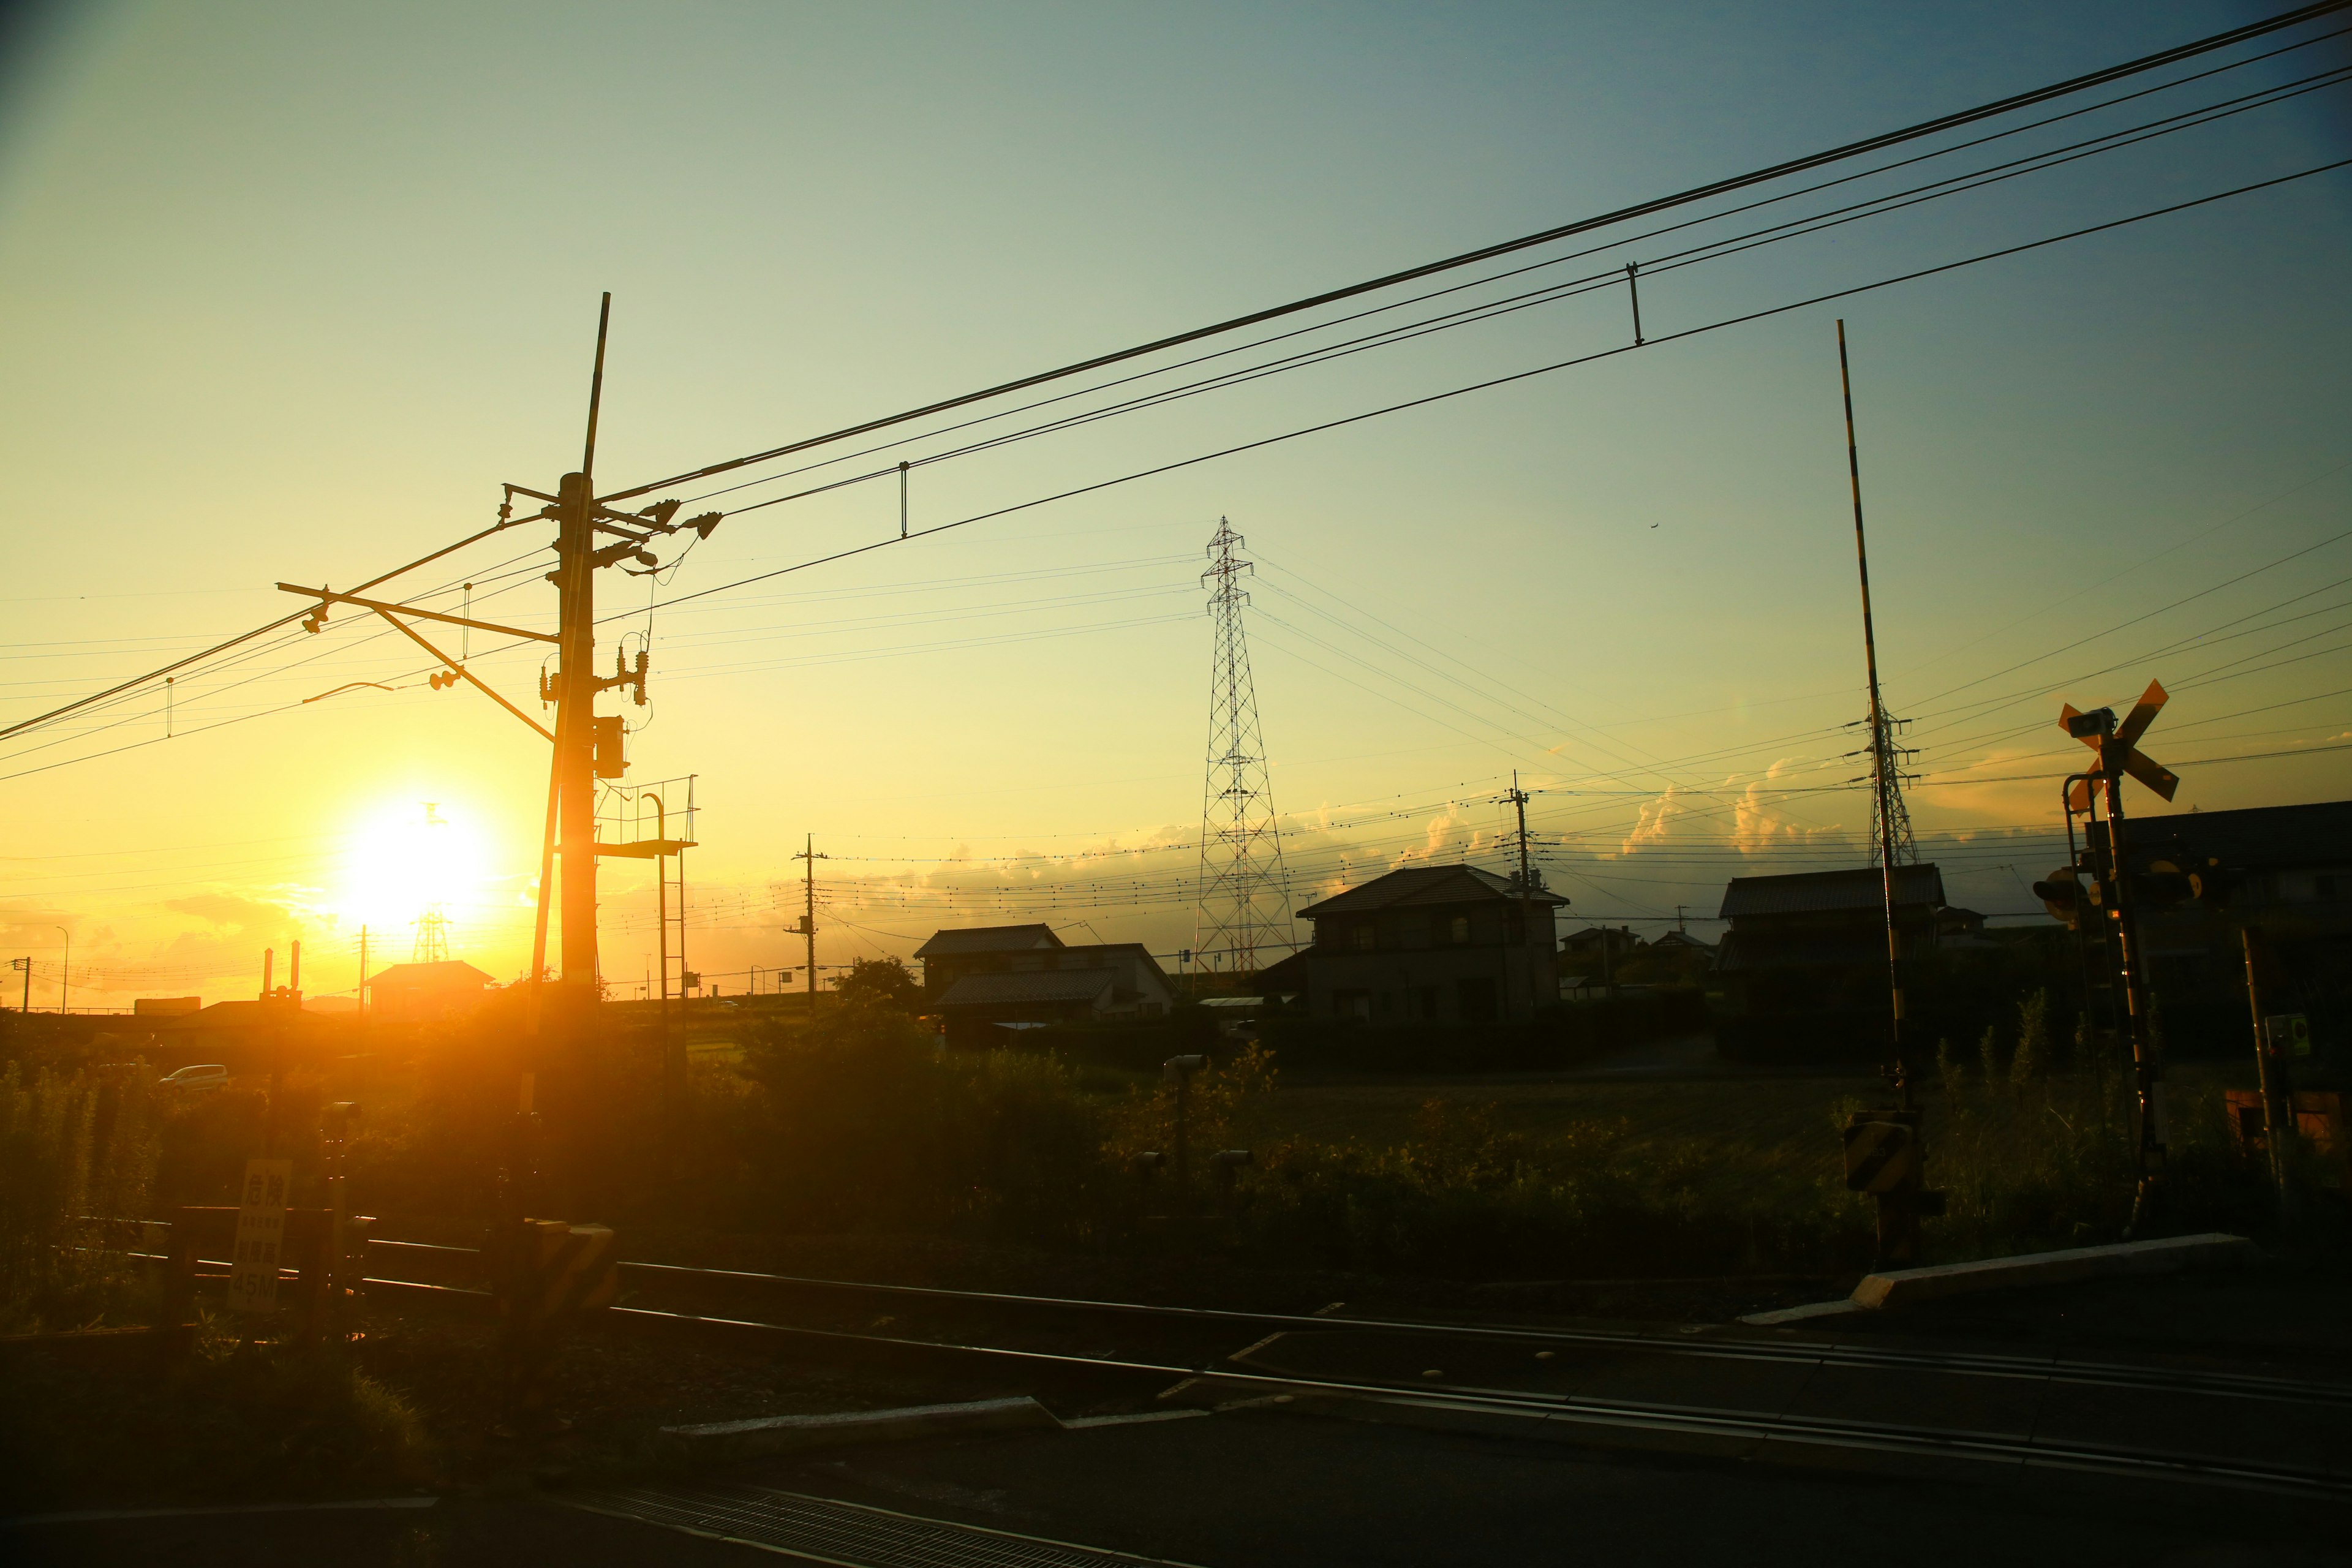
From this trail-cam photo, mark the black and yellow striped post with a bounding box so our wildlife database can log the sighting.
[1845,1109,1939,1267]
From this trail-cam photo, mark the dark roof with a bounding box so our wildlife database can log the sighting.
[368,960,495,989]
[1649,930,1717,951]
[914,924,1065,959]
[2103,800,2352,870]
[935,970,1115,1008]
[1298,864,1569,918]
[1719,864,1945,920]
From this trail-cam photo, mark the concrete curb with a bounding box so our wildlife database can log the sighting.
[656,1396,1060,1463]
[1740,1233,2258,1325]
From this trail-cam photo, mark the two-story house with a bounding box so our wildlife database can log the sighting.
[913,924,1176,1028]
[1277,864,1567,1023]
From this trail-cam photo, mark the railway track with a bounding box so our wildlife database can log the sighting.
[366,1237,2352,1411]
[145,1230,2352,1500]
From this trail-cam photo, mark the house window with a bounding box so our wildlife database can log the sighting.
[1331,989,1371,1020]
[1449,915,1471,946]
[1352,924,1376,951]
[1415,986,1439,1020]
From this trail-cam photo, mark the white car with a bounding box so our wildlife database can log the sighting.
[158,1064,229,1091]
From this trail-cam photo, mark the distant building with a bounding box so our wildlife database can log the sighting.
[1714,864,1945,1059]
[366,960,496,1023]
[913,925,1175,1028]
[1280,864,1567,1024]
[2089,801,2352,1068]
[132,996,202,1017]
[1648,929,1717,954]
[912,924,1064,995]
[1560,925,1644,962]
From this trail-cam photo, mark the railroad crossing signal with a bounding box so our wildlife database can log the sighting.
[2060,679,2179,810]
[1842,1115,1917,1194]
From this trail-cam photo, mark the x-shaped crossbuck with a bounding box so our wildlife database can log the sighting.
[2060,679,2179,810]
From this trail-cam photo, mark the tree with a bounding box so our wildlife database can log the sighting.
[832,955,922,1013]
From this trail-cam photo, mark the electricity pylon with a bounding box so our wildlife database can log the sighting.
[1847,708,1919,867]
[1194,518,1295,975]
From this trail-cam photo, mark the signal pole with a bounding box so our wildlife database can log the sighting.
[1836,320,1910,1106]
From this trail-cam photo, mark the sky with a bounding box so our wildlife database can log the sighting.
[2,0,2348,1008]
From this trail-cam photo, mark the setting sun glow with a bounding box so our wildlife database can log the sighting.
[338,801,492,935]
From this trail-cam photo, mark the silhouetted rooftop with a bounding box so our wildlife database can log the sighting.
[1298,864,1569,918]
[914,924,1065,958]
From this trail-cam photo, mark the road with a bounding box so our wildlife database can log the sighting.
[14,1401,2346,1567]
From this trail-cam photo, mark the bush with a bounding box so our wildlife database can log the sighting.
[737,998,1106,1241]
[0,1064,159,1332]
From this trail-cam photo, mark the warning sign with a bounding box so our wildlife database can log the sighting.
[227,1157,292,1314]
[1842,1116,1917,1194]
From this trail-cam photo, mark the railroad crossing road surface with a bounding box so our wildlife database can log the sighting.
[13,1406,2348,1567]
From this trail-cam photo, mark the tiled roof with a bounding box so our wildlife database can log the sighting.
[934,970,1117,1008]
[1298,864,1569,918]
[914,924,1065,958]
[1718,864,1945,920]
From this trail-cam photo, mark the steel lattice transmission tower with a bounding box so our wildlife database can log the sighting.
[1871,709,1920,867]
[1195,519,1295,974]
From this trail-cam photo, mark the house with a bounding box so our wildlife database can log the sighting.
[1649,929,1717,955]
[1283,864,1568,1024]
[366,960,496,1023]
[1560,925,1644,962]
[913,925,1176,1028]
[2084,801,2352,1066]
[1714,864,1945,1059]
[912,924,1064,996]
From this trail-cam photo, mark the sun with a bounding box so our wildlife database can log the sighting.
[338,799,492,932]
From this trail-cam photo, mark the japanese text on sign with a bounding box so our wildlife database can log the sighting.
[227,1158,292,1314]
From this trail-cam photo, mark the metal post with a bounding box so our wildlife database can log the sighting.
[2093,737,2165,1235]
[1511,772,1534,1014]
[55,925,68,1016]
[2240,925,2301,1234]
[1836,320,1909,1106]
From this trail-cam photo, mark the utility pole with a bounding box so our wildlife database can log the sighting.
[796,835,826,1006]
[55,925,68,1016]
[1836,320,1910,1106]
[357,925,369,1021]
[12,956,29,1013]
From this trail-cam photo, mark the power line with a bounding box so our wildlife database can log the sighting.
[596,1,2352,507]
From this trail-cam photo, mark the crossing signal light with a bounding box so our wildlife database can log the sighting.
[2031,865,2097,928]
[429,669,462,690]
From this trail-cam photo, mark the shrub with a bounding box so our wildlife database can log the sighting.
[0,1064,159,1332]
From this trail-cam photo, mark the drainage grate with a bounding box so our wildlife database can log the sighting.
[567,1483,1207,1568]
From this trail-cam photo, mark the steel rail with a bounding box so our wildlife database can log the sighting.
[355,1239,2352,1411]
[352,1274,2352,1501]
